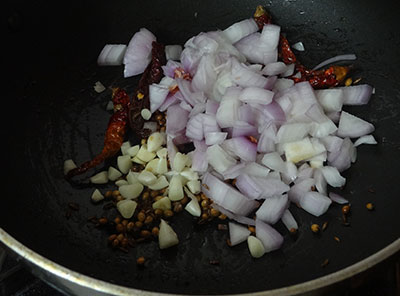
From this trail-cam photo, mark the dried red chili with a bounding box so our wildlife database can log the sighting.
[128,41,166,138]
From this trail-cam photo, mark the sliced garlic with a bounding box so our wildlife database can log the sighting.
[147,132,164,152]
[120,141,131,155]
[117,199,137,219]
[156,157,168,175]
[159,219,179,249]
[180,167,199,182]
[137,171,157,186]
[186,179,201,194]
[126,171,140,185]
[91,189,104,202]
[141,108,152,120]
[117,155,132,174]
[156,147,168,159]
[132,156,146,165]
[136,144,156,163]
[152,196,171,210]
[184,196,201,217]
[126,145,140,157]
[63,159,77,175]
[148,176,169,190]
[115,179,128,187]
[108,166,122,181]
[247,236,266,258]
[168,175,184,201]
[172,152,188,172]
[90,171,108,184]
[119,183,144,199]
[144,158,159,174]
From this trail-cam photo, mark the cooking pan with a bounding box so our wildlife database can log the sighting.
[1,0,399,295]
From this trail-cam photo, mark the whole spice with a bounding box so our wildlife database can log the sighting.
[137,256,146,265]
[311,224,320,233]
[366,202,375,210]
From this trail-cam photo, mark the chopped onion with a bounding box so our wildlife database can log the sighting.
[255,219,283,253]
[320,166,346,187]
[329,192,349,204]
[223,18,258,44]
[354,135,377,147]
[340,84,373,106]
[206,144,237,175]
[288,177,314,204]
[337,111,375,138]
[281,209,298,231]
[256,194,288,224]
[123,28,156,77]
[205,132,228,145]
[299,191,332,217]
[229,222,251,246]
[312,54,357,70]
[97,44,127,66]
[165,44,183,61]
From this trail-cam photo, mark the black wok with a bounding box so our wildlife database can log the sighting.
[1,0,400,295]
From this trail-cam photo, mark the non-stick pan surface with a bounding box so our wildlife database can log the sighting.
[2,0,400,294]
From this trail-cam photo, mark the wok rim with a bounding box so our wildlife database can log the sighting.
[1,228,399,295]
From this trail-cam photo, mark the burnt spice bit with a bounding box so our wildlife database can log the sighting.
[311,224,320,233]
[366,202,375,211]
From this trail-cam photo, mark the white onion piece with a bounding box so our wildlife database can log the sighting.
[255,219,283,253]
[281,209,298,231]
[117,200,137,219]
[275,123,311,144]
[223,18,258,44]
[97,44,127,66]
[262,62,288,76]
[273,78,295,93]
[212,204,256,226]
[119,183,144,199]
[166,104,189,136]
[236,174,263,199]
[165,44,183,61]
[247,236,266,258]
[313,168,327,195]
[222,137,257,162]
[320,166,346,187]
[299,191,332,217]
[149,84,170,113]
[123,28,156,77]
[354,135,377,147]
[231,59,269,88]
[222,162,246,180]
[292,41,305,51]
[256,194,288,224]
[185,113,204,140]
[315,88,344,113]
[108,166,122,181]
[328,137,354,172]
[205,132,228,145]
[337,111,375,138]
[288,178,315,204]
[90,171,108,184]
[257,123,277,153]
[239,87,274,105]
[261,152,286,173]
[91,189,104,203]
[339,84,373,106]
[244,162,270,177]
[216,97,241,128]
[159,219,179,249]
[191,141,208,173]
[259,24,280,50]
[329,192,349,204]
[252,177,290,199]
[206,144,237,175]
[312,54,357,70]
[229,222,251,246]
[202,172,258,216]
